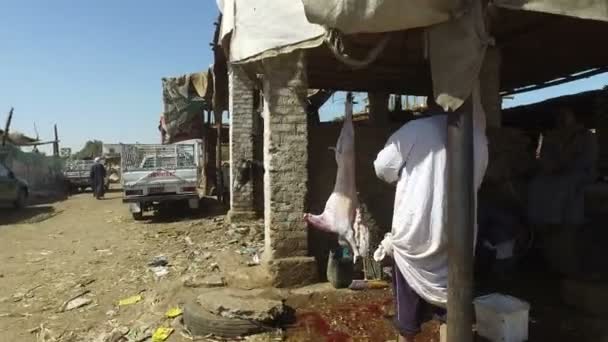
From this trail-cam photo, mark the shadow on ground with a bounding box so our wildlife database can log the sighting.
[0,206,60,226]
[140,197,229,223]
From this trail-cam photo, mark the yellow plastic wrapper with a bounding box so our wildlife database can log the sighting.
[118,295,142,306]
[165,307,183,318]
[152,327,174,342]
[367,280,390,289]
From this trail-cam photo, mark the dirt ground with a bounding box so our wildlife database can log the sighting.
[0,190,418,342]
[5,189,601,342]
[0,190,269,342]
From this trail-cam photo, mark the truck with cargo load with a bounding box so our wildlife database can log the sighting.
[120,142,201,220]
[63,159,109,193]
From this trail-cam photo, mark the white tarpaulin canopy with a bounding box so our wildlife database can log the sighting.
[216,0,325,63]
[301,0,461,34]
[218,0,607,64]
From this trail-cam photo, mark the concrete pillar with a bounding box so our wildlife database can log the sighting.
[261,51,317,287]
[228,65,258,221]
[480,47,502,127]
[368,92,390,126]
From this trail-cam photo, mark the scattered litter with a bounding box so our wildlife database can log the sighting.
[106,326,129,342]
[0,312,32,318]
[165,307,183,318]
[247,253,261,267]
[209,263,220,271]
[125,326,153,342]
[30,323,54,342]
[236,227,250,235]
[105,310,117,317]
[60,290,92,312]
[182,276,203,288]
[148,255,169,267]
[184,236,194,246]
[179,330,194,340]
[39,250,53,256]
[13,284,43,302]
[151,327,173,342]
[348,279,390,291]
[201,252,212,260]
[77,277,96,287]
[64,296,93,311]
[200,274,225,288]
[118,295,142,306]
[95,249,112,254]
[228,239,238,244]
[150,266,169,278]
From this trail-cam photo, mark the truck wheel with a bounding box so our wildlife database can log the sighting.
[132,211,144,221]
[14,189,27,209]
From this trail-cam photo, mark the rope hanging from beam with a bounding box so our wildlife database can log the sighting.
[324,29,390,70]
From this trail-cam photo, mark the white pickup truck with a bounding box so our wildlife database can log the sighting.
[120,142,201,220]
[64,159,109,193]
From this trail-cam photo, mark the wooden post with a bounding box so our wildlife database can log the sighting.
[447,98,475,342]
[215,110,223,204]
[2,108,14,146]
[201,111,209,194]
[53,124,59,156]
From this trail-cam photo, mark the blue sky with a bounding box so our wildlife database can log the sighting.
[1,1,606,153]
[0,0,218,153]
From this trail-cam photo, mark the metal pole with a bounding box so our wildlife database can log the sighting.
[2,108,14,146]
[447,98,475,342]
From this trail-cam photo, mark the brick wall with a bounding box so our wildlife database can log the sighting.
[229,65,257,216]
[262,52,310,260]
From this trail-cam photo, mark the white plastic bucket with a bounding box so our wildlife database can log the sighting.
[474,293,530,342]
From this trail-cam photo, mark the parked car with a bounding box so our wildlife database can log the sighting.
[0,162,28,208]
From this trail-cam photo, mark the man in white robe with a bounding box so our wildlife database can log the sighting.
[373,93,488,341]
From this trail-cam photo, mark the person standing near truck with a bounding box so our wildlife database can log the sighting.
[90,157,107,199]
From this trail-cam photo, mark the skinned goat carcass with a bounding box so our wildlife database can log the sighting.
[304,93,369,262]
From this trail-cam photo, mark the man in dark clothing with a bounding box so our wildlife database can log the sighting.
[90,157,107,199]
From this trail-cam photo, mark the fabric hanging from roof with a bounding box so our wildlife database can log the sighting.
[495,0,608,22]
[161,72,210,144]
[216,0,325,63]
[300,0,462,34]
[428,0,490,111]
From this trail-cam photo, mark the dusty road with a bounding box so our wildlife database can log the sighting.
[0,191,434,342]
[0,190,266,342]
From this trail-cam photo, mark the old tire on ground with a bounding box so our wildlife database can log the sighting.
[14,189,27,209]
[183,302,265,338]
